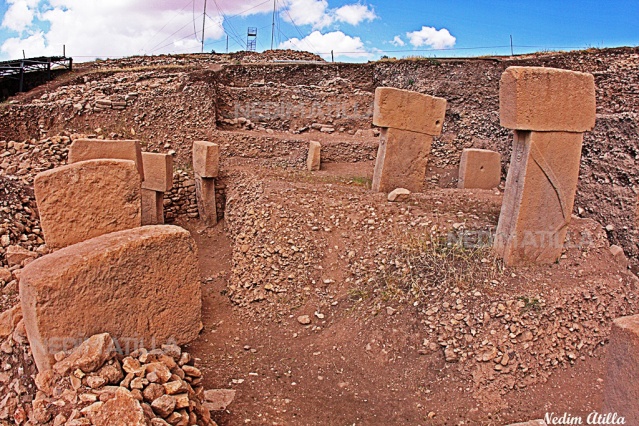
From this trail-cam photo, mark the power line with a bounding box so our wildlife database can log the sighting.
[149,18,198,53]
[281,6,318,54]
[142,0,194,52]
[208,0,244,49]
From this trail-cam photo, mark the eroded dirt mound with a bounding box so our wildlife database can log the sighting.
[189,163,637,425]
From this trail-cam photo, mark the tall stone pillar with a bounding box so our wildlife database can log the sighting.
[371,87,447,193]
[494,67,596,265]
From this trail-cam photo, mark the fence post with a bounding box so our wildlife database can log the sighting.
[19,60,24,92]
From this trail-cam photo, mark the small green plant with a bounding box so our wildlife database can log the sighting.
[349,176,372,188]
[348,288,368,302]
[518,296,541,312]
[408,78,415,86]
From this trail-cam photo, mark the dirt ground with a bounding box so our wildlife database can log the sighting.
[178,154,635,426]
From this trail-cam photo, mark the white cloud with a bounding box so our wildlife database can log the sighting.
[0,0,378,61]
[1,0,40,32]
[280,0,376,29]
[333,4,377,26]
[279,30,370,61]
[281,0,333,29]
[406,26,456,50]
[0,0,229,61]
[391,35,405,47]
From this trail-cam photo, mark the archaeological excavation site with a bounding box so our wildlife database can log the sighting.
[0,47,638,425]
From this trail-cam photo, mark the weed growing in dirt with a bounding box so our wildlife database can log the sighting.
[378,231,503,301]
[517,296,541,312]
[349,176,372,189]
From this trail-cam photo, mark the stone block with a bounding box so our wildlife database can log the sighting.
[195,176,217,226]
[142,153,173,192]
[373,87,447,136]
[141,189,164,226]
[68,139,144,179]
[307,141,321,171]
[19,225,202,372]
[387,188,411,202]
[458,148,502,189]
[494,131,583,265]
[500,66,596,132]
[6,245,37,267]
[603,314,639,424]
[34,160,141,250]
[372,128,433,193]
[192,141,219,178]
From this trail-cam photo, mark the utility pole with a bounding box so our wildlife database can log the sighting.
[510,35,514,56]
[201,0,208,53]
[226,35,229,53]
[271,0,276,50]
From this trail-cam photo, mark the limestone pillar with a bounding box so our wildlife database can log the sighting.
[494,67,596,265]
[192,141,219,226]
[371,87,446,193]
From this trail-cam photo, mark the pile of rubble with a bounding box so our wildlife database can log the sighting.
[229,49,324,64]
[0,175,42,269]
[31,333,215,426]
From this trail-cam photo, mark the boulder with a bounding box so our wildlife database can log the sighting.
[387,188,411,202]
[53,333,116,376]
[34,159,141,250]
[19,225,202,372]
[86,387,146,426]
[5,245,37,267]
[0,304,22,338]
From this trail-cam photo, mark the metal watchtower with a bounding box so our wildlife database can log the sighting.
[247,27,257,51]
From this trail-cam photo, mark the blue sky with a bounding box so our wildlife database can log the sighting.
[0,0,637,62]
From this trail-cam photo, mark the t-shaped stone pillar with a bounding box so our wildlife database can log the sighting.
[494,67,596,265]
[371,87,447,193]
[192,141,219,226]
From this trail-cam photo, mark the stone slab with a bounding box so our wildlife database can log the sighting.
[141,189,164,226]
[458,148,502,189]
[68,139,144,179]
[494,131,583,265]
[372,128,433,193]
[500,66,596,132]
[195,176,217,226]
[373,87,447,136]
[141,153,173,192]
[34,160,141,250]
[193,141,219,178]
[307,141,321,171]
[19,225,202,372]
[603,314,639,424]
